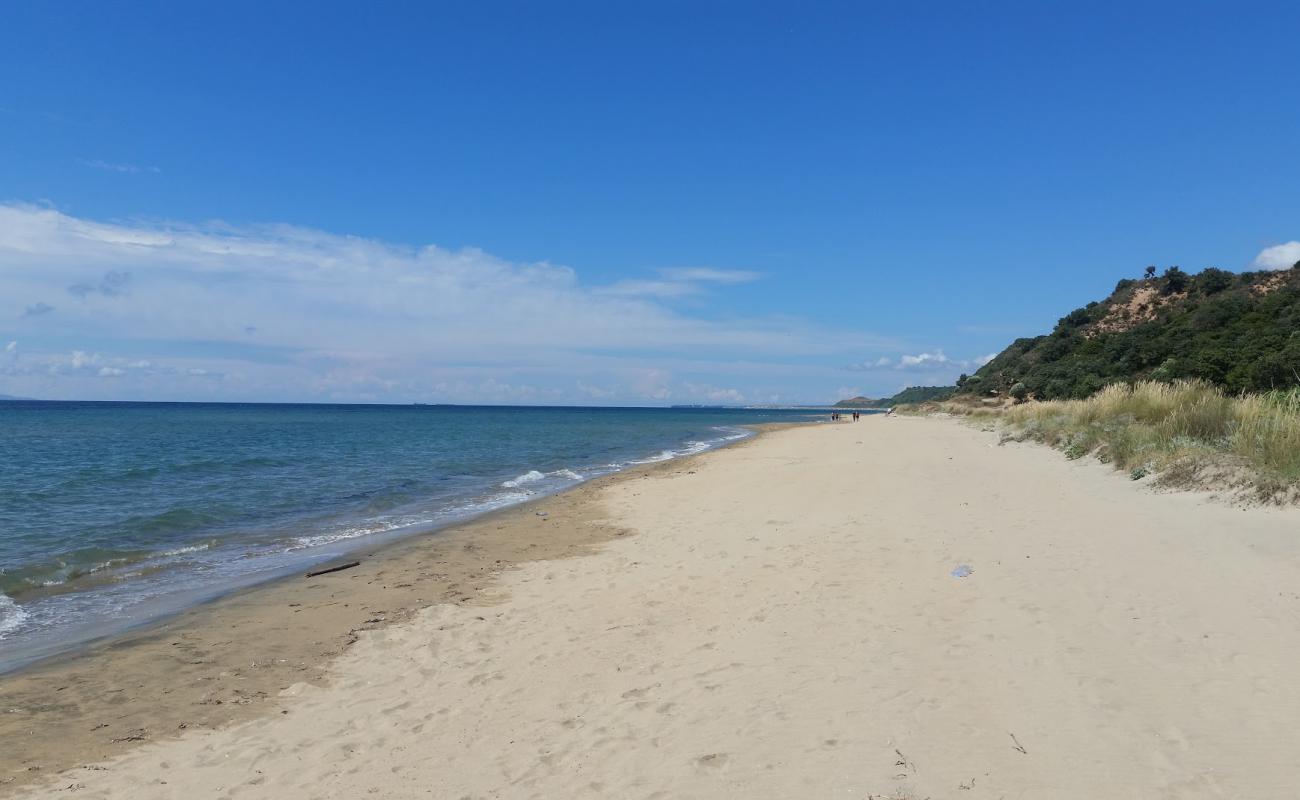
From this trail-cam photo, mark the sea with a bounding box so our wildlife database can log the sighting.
[0,401,831,672]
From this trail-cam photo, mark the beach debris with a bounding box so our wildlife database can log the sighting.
[304,561,360,578]
[1010,732,1028,754]
[950,564,973,578]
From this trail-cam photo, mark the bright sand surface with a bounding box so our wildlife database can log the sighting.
[9,417,1300,798]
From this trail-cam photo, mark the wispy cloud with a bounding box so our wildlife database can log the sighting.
[596,266,761,299]
[79,159,161,174]
[0,204,893,403]
[1253,241,1300,271]
[656,267,760,284]
[846,350,994,373]
[595,279,704,298]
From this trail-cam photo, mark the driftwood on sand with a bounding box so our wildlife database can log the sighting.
[304,561,361,578]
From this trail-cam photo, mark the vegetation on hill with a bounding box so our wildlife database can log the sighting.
[1002,380,1300,500]
[835,385,954,408]
[957,263,1300,400]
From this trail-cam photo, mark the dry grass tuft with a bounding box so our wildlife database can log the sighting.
[999,380,1300,500]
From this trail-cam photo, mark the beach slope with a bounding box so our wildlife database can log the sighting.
[16,418,1300,798]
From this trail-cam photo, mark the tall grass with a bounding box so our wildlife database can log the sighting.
[1002,380,1300,496]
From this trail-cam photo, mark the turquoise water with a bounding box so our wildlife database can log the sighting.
[0,401,828,670]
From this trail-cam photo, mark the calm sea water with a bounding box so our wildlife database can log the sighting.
[0,401,827,671]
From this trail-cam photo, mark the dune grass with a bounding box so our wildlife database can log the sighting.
[1000,380,1300,498]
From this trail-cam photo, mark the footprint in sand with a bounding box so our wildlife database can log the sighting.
[696,753,729,768]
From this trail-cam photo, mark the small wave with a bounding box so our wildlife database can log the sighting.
[293,471,582,552]
[158,542,214,557]
[629,429,751,465]
[0,593,29,640]
[469,490,535,510]
[632,450,677,464]
[292,517,430,550]
[2,551,152,597]
[502,470,546,488]
[637,442,707,463]
[503,468,584,488]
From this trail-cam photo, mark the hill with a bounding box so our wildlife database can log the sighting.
[957,264,1300,400]
[835,385,955,408]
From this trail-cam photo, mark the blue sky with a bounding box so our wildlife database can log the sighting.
[2,1,1298,403]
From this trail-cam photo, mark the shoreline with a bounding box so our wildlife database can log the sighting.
[0,405,795,676]
[0,418,769,676]
[0,422,799,793]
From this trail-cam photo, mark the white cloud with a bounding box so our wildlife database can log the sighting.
[1253,241,1300,271]
[843,349,995,383]
[79,159,161,175]
[630,369,673,401]
[596,279,703,298]
[597,266,761,299]
[4,341,15,354]
[70,350,99,370]
[656,267,760,284]
[0,204,894,403]
[899,351,951,368]
[97,366,125,377]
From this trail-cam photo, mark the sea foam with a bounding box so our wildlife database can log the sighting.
[0,593,29,640]
[502,470,546,488]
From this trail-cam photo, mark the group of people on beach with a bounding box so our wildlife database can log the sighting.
[830,410,863,421]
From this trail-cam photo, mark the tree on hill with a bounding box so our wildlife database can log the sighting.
[1161,266,1189,294]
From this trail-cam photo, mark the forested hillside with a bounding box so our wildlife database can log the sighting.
[957,264,1300,400]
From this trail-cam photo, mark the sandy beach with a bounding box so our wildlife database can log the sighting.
[7,417,1300,798]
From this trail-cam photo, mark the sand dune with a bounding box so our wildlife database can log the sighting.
[17,418,1300,798]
